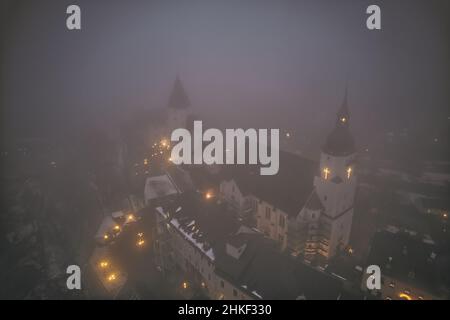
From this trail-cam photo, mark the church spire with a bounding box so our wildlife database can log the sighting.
[322,87,355,156]
[336,86,350,126]
[168,76,190,109]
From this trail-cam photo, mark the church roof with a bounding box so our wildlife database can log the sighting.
[168,77,190,109]
[223,151,317,217]
[304,189,324,211]
[323,89,355,156]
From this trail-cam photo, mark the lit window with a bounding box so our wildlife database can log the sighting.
[347,167,352,179]
[323,167,330,180]
[205,191,213,200]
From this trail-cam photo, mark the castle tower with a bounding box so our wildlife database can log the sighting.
[167,76,191,134]
[313,88,357,259]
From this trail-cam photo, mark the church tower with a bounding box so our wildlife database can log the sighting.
[313,89,357,259]
[166,77,191,134]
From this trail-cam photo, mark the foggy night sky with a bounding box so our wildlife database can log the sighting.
[1,0,449,155]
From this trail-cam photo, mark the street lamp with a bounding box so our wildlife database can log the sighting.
[107,273,117,282]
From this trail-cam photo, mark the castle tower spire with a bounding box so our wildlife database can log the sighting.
[168,76,190,110]
[337,86,350,126]
[323,88,355,157]
[166,77,191,133]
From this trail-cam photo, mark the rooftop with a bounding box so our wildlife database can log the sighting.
[366,229,445,295]
[144,174,180,203]
[222,151,317,216]
[168,77,190,110]
[161,194,343,300]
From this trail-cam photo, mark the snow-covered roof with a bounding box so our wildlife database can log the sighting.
[170,217,215,261]
[111,211,124,219]
[144,174,179,203]
[95,215,117,239]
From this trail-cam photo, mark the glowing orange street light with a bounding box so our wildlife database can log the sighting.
[137,239,145,247]
[161,139,169,147]
[205,192,213,200]
[99,261,109,268]
[113,225,120,232]
[103,234,109,240]
[107,273,117,282]
[182,281,188,289]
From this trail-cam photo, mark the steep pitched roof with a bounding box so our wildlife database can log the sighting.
[323,89,356,156]
[167,77,190,109]
[304,189,324,211]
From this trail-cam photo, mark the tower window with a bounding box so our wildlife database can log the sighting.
[323,167,331,180]
[347,167,352,179]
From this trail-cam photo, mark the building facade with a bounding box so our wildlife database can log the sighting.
[153,196,344,300]
[219,92,357,261]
